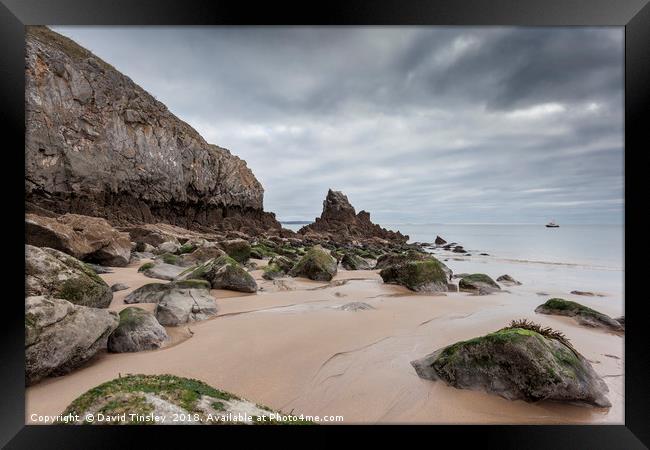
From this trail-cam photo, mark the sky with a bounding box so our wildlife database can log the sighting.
[53,26,624,224]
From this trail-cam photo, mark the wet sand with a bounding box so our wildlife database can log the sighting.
[26,260,624,424]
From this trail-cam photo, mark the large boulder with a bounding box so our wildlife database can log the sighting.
[434,235,447,245]
[61,374,306,425]
[535,298,624,332]
[379,259,448,293]
[289,246,338,281]
[25,213,131,266]
[26,245,113,308]
[411,323,611,407]
[107,307,169,352]
[219,239,251,263]
[25,296,119,385]
[458,274,501,294]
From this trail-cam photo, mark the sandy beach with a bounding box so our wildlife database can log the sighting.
[26,257,624,425]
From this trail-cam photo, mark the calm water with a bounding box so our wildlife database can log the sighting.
[281,222,624,296]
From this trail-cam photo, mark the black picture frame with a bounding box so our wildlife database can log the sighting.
[1,0,648,447]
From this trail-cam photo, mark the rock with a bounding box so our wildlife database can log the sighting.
[458,274,501,294]
[339,302,375,311]
[434,236,447,245]
[155,288,218,326]
[86,263,113,274]
[26,245,113,308]
[535,298,624,332]
[157,241,180,254]
[179,256,257,292]
[411,324,611,408]
[374,251,426,270]
[107,307,169,352]
[340,252,372,270]
[209,257,258,292]
[124,279,211,304]
[496,274,522,286]
[262,263,285,280]
[570,290,604,297]
[25,296,119,385]
[25,26,281,235]
[135,242,156,253]
[298,189,408,244]
[178,245,226,267]
[479,253,490,256]
[61,374,304,425]
[452,246,466,253]
[25,213,131,266]
[111,283,129,292]
[219,239,251,263]
[380,259,448,292]
[269,255,294,273]
[447,283,458,292]
[289,246,338,281]
[141,262,186,281]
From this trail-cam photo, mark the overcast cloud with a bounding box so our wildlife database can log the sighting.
[53,26,624,224]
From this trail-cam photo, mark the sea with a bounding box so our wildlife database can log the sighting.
[281,223,624,298]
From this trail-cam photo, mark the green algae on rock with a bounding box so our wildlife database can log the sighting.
[289,246,338,281]
[458,273,501,294]
[62,374,313,424]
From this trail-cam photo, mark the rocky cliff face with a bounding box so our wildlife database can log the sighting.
[25,26,280,234]
[299,189,408,244]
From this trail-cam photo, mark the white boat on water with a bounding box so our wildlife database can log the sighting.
[545,220,559,228]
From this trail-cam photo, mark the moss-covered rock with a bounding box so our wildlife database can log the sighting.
[177,242,197,255]
[411,325,611,407]
[535,298,623,332]
[178,256,257,292]
[269,255,294,273]
[107,307,168,353]
[380,259,448,292]
[458,274,501,294]
[289,246,338,281]
[340,252,371,270]
[26,245,113,308]
[250,243,276,259]
[61,374,311,424]
[124,279,210,304]
[496,274,522,286]
[138,262,155,272]
[219,239,251,263]
[262,263,284,280]
[156,252,181,266]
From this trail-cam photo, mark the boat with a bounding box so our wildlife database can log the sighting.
[545,220,559,228]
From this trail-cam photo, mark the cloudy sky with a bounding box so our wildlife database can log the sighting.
[54,26,624,224]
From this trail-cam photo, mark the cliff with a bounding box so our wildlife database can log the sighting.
[25,26,280,234]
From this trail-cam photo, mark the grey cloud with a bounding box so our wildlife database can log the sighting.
[52,26,624,224]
